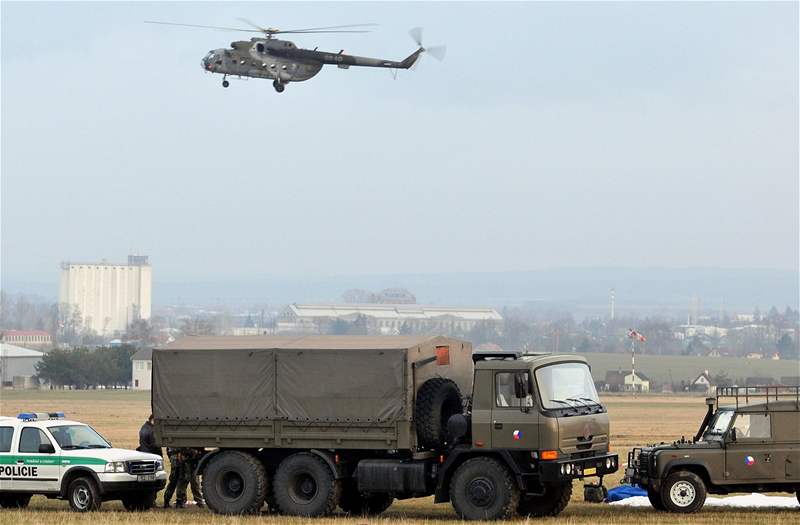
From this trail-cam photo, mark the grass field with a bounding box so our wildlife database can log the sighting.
[0,390,797,524]
[578,353,798,385]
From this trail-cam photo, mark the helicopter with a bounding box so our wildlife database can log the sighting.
[145,20,446,93]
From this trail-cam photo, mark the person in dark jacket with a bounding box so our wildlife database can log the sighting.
[137,414,161,456]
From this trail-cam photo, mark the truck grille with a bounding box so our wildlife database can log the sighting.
[127,460,157,475]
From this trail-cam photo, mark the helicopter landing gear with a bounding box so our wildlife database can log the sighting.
[273,79,285,93]
[222,75,229,88]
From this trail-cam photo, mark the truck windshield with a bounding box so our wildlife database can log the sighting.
[707,410,734,434]
[48,425,111,449]
[535,362,600,410]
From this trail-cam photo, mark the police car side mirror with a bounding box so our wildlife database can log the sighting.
[38,443,55,454]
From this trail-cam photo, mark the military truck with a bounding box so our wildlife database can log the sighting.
[152,335,618,520]
[624,386,800,513]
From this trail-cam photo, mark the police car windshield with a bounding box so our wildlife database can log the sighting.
[48,425,110,449]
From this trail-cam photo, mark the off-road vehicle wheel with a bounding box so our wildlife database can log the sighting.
[273,452,341,516]
[0,493,31,508]
[519,481,572,517]
[339,481,394,516]
[661,470,706,513]
[202,450,267,515]
[647,487,666,511]
[121,491,157,511]
[415,378,463,449]
[450,457,519,520]
[68,477,101,512]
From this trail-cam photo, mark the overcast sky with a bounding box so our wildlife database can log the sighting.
[2,1,798,285]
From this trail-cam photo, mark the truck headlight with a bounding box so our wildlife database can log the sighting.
[156,459,164,471]
[606,458,612,469]
[105,461,126,473]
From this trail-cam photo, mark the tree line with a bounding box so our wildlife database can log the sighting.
[34,345,137,389]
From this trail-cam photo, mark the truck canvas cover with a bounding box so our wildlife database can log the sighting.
[152,336,471,425]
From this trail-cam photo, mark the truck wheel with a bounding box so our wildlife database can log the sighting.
[450,457,519,520]
[339,481,394,515]
[121,491,157,511]
[68,477,101,512]
[273,452,341,516]
[661,471,706,513]
[647,487,666,511]
[202,450,267,515]
[416,378,462,449]
[0,493,31,508]
[518,481,572,517]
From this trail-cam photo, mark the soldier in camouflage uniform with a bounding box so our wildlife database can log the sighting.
[183,448,205,507]
[162,447,187,508]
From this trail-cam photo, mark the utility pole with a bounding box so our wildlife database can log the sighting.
[610,288,615,321]
[627,329,646,393]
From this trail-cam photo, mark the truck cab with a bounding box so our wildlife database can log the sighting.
[624,386,800,513]
[437,352,618,518]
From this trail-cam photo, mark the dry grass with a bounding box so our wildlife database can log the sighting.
[1,390,797,524]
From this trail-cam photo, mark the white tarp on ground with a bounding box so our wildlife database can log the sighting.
[610,493,799,508]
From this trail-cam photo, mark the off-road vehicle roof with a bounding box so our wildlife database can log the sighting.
[719,400,800,413]
[473,353,589,370]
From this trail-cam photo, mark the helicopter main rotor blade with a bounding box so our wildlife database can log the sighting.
[276,30,372,34]
[278,23,378,32]
[144,21,260,33]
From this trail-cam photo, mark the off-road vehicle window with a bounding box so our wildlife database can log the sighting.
[495,372,533,408]
[535,362,600,410]
[732,413,771,439]
[708,410,734,434]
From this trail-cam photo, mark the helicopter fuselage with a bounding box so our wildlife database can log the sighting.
[201,37,422,88]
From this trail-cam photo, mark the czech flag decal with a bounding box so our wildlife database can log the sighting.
[745,455,755,466]
[513,430,522,441]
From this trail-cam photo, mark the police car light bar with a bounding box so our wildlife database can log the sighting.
[17,412,65,421]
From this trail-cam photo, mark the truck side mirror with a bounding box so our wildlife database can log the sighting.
[514,372,529,399]
[729,428,737,442]
[38,443,55,454]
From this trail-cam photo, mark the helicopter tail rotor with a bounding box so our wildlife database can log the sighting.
[408,27,446,67]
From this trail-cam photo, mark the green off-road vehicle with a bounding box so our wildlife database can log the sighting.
[625,386,800,512]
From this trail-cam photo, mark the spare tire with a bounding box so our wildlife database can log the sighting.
[415,378,462,449]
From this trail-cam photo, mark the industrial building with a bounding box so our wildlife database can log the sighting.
[0,343,44,388]
[278,303,502,335]
[1,330,52,350]
[58,255,152,336]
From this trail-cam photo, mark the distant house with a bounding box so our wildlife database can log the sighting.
[745,352,764,360]
[691,370,714,393]
[604,370,650,393]
[131,348,152,390]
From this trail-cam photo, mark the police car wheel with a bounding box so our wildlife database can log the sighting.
[0,493,31,508]
[661,471,706,513]
[68,477,101,512]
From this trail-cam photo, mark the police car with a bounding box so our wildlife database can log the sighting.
[0,412,166,512]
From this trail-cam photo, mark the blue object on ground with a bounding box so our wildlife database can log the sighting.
[606,484,647,502]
